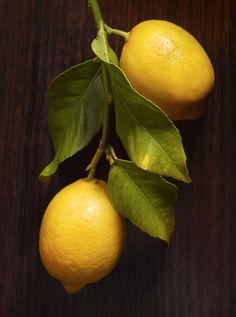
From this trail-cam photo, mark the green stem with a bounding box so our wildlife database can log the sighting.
[104,24,130,41]
[86,1,113,180]
[88,0,103,28]
[108,146,118,161]
[100,63,112,142]
[105,145,118,166]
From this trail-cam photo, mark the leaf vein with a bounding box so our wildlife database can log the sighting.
[114,86,180,173]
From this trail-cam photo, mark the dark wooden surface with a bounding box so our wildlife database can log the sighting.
[1,0,236,316]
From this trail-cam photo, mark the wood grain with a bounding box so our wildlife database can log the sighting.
[1,0,236,316]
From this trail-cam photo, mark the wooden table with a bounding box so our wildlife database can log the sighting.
[1,0,235,316]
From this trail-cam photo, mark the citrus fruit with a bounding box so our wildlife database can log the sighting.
[120,20,215,120]
[39,178,125,294]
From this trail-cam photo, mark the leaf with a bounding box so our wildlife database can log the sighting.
[39,60,105,182]
[91,25,119,65]
[108,159,177,242]
[104,62,191,184]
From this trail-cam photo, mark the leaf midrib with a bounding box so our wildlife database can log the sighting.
[116,163,170,231]
[114,86,184,179]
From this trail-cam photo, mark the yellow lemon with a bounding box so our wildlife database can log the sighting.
[39,178,125,294]
[120,20,215,120]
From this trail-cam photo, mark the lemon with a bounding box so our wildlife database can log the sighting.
[39,178,125,294]
[120,20,215,120]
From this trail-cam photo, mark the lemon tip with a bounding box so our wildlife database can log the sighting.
[61,281,86,294]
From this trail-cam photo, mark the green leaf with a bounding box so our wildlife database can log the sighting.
[91,24,119,65]
[108,159,177,242]
[104,62,191,184]
[39,60,105,182]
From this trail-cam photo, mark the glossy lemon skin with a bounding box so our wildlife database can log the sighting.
[120,20,215,120]
[39,179,125,293]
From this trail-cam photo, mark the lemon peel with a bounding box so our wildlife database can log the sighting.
[120,20,215,120]
[39,178,125,293]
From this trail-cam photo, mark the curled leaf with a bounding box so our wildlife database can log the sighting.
[91,24,119,65]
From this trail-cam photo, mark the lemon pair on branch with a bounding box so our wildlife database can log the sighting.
[39,0,214,293]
